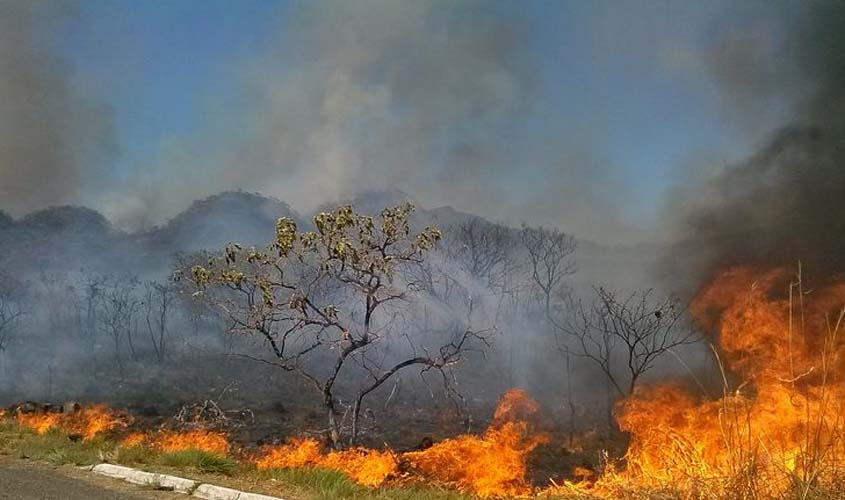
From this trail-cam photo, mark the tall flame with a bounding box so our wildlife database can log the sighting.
[575,266,845,498]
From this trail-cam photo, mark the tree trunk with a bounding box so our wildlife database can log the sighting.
[565,351,575,447]
[324,392,341,449]
[350,397,363,447]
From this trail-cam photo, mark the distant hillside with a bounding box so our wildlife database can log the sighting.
[0,190,661,289]
[132,191,302,271]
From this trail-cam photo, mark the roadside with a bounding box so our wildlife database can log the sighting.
[0,421,479,500]
[0,456,180,500]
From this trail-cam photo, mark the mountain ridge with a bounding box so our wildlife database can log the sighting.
[0,189,659,288]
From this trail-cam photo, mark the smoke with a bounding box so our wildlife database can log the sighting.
[122,0,633,242]
[665,1,845,284]
[0,1,116,216]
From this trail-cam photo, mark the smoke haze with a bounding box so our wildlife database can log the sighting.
[0,1,115,216]
[665,1,845,284]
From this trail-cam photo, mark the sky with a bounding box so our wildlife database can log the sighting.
[0,0,807,244]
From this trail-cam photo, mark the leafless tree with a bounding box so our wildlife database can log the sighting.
[97,275,141,372]
[520,225,576,316]
[555,287,698,398]
[143,280,173,364]
[445,219,516,290]
[520,225,577,434]
[0,272,26,360]
[190,204,492,448]
[80,272,105,351]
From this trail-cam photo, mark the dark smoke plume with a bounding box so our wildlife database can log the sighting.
[0,1,115,216]
[666,1,845,285]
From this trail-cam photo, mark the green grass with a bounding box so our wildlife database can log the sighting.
[0,419,488,499]
[156,449,239,475]
[0,422,105,465]
[260,467,477,500]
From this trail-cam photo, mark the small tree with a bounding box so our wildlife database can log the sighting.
[190,203,490,448]
[520,225,576,317]
[446,219,516,290]
[0,272,26,361]
[97,275,141,373]
[143,280,173,364]
[80,273,105,352]
[555,287,698,398]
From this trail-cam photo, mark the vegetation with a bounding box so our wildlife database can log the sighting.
[4,201,841,500]
[188,203,493,448]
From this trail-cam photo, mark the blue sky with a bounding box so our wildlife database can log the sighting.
[13,0,797,243]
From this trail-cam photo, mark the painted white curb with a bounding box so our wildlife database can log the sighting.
[193,483,282,500]
[89,463,284,499]
[92,463,199,493]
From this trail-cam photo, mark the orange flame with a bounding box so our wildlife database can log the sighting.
[255,438,322,469]
[405,420,546,497]
[255,389,545,496]
[405,388,547,497]
[255,438,398,487]
[15,404,129,440]
[151,429,230,456]
[15,412,62,435]
[574,266,845,497]
[120,432,147,448]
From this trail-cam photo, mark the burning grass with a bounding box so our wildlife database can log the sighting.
[254,389,547,497]
[150,429,230,455]
[5,268,845,499]
[14,404,130,440]
[552,266,845,500]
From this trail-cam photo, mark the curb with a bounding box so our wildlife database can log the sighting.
[194,483,282,500]
[90,463,283,499]
[92,464,199,494]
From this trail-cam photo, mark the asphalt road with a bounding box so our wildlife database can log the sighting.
[0,458,182,500]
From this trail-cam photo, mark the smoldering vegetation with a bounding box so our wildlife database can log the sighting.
[0,189,675,448]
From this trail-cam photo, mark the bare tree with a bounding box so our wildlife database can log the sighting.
[143,280,173,364]
[520,225,577,435]
[555,287,698,398]
[190,204,491,448]
[520,225,576,316]
[0,272,26,360]
[97,275,141,372]
[80,272,105,352]
[445,219,516,291]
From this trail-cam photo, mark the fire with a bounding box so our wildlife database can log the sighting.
[15,404,129,440]
[256,438,398,487]
[405,389,547,497]
[318,448,398,487]
[255,389,546,496]
[15,411,61,435]
[405,420,545,497]
[577,266,845,498]
[120,432,147,448]
[151,429,230,456]
[255,438,322,469]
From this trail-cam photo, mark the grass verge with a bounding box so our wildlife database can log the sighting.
[0,420,488,500]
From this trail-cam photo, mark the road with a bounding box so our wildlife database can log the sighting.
[0,458,182,500]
